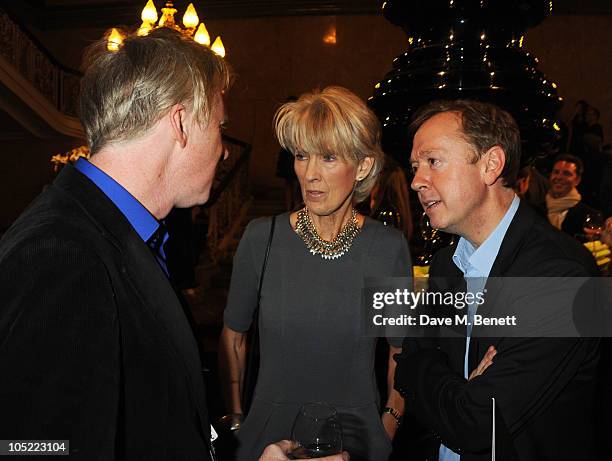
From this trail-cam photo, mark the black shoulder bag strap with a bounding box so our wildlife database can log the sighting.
[242,215,276,413]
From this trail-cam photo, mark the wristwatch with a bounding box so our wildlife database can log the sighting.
[382,406,402,427]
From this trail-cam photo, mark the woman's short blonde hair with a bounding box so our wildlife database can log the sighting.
[274,86,384,203]
[80,27,230,154]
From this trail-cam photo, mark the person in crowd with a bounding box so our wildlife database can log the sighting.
[567,99,589,155]
[583,105,604,153]
[580,105,605,205]
[370,154,414,241]
[546,153,599,238]
[0,27,304,461]
[514,164,549,216]
[275,96,301,211]
[394,99,600,461]
[220,86,411,461]
[600,144,612,218]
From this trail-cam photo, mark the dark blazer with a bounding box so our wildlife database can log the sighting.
[395,201,600,461]
[0,165,213,460]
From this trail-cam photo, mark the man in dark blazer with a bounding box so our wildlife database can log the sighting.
[0,28,230,460]
[395,100,600,461]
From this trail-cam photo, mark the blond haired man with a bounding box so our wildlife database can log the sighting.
[0,28,229,460]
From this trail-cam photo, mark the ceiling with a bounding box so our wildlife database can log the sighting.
[0,0,610,140]
[2,0,611,30]
[2,1,382,29]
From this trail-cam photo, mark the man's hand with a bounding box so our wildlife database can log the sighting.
[468,345,497,381]
[584,216,612,244]
[258,440,349,461]
[600,217,612,247]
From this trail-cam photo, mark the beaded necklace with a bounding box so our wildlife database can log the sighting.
[295,207,360,260]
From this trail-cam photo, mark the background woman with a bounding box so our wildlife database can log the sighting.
[219,86,411,461]
[370,155,413,242]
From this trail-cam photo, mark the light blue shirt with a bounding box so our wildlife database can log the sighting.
[74,158,169,275]
[439,195,520,461]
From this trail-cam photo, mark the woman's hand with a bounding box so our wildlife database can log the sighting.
[383,345,404,442]
[381,412,399,441]
[258,440,349,461]
[469,345,497,381]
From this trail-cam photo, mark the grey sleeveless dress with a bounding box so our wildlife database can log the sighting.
[223,213,412,461]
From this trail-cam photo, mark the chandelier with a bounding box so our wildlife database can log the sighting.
[107,0,226,57]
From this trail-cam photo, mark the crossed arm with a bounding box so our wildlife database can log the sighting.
[394,337,597,453]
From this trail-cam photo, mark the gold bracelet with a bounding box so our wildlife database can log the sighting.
[382,406,402,426]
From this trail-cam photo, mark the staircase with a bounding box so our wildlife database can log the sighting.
[0,8,83,138]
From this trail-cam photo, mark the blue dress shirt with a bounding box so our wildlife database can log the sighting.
[74,158,169,275]
[439,195,520,461]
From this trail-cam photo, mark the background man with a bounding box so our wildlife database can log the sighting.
[546,153,598,237]
[395,100,600,461]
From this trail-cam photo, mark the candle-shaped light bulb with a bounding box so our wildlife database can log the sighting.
[141,0,158,24]
[137,21,152,36]
[193,23,211,46]
[183,3,199,29]
[211,36,225,57]
[107,28,124,51]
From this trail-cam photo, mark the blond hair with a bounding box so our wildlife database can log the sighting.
[274,86,384,203]
[79,27,231,154]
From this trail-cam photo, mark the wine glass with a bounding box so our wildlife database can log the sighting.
[290,402,342,459]
[583,212,604,242]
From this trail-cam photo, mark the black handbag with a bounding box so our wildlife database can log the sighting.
[242,215,276,413]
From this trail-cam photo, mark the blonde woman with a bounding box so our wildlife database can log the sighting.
[220,87,411,461]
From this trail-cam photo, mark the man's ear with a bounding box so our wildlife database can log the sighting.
[169,104,187,148]
[482,146,506,186]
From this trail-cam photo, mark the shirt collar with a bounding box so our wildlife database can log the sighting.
[74,157,163,244]
[452,194,520,278]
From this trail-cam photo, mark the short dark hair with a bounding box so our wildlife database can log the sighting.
[409,99,521,187]
[553,153,584,177]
